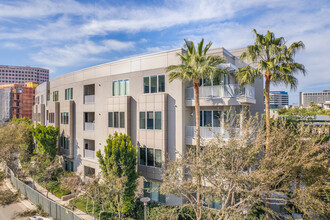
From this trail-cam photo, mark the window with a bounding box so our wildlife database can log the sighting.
[61,112,69,124]
[108,112,125,128]
[65,88,73,100]
[143,181,166,203]
[147,148,154,166]
[143,75,165,93]
[108,112,113,127]
[139,147,162,168]
[155,112,162,130]
[200,110,222,127]
[143,77,149,93]
[41,95,44,104]
[113,79,129,96]
[155,149,162,168]
[140,112,146,129]
[139,147,146,166]
[53,91,59,101]
[147,111,153,129]
[65,160,74,172]
[49,113,55,123]
[140,111,162,130]
[150,76,157,93]
[60,135,70,149]
[120,112,125,128]
[114,112,119,128]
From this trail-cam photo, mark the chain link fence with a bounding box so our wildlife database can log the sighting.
[5,166,83,220]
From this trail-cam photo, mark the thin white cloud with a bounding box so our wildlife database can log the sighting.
[31,40,135,67]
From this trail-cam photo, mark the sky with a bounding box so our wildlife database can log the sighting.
[0,0,329,105]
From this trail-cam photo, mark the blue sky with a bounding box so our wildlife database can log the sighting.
[0,0,329,104]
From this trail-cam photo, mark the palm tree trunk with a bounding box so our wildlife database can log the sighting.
[193,81,202,220]
[264,75,271,152]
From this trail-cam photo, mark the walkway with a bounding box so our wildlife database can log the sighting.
[28,177,94,220]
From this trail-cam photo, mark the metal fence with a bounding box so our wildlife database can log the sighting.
[5,166,83,220]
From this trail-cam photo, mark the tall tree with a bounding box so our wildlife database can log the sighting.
[96,132,139,218]
[236,29,306,150]
[32,124,59,159]
[166,39,228,214]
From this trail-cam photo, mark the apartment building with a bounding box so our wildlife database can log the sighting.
[300,90,330,107]
[0,82,38,122]
[269,91,289,109]
[33,47,263,204]
[0,65,49,85]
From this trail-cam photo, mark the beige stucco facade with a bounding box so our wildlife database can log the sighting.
[33,47,264,204]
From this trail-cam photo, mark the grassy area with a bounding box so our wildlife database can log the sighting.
[70,195,103,218]
[45,180,71,198]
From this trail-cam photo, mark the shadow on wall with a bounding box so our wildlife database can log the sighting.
[167,95,176,161]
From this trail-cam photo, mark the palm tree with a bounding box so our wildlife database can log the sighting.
[236,29,306,151]
[166,39,228,219]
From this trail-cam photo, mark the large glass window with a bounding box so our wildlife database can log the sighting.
[151,76,157,93]
[140,112,162,130]
[144,77,149,93]
[108,112,125,128]
[147,111,154,130]
[143,181,166,203]
[65,88,73,100]
[200,110,222,127]
[143,75,165,93]
[155,112,162,130]
[139,147,146,166]
[61,112,69,124]
[155,149,162,168]
[140,112,145,129]
[147,148,154,166]
[120,112,125,128]
[53,91,59,101]
[158,75,165,92]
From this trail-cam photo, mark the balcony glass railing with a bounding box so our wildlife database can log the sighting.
[84,149,95,159]
[84,122,95,131]
[185,84,255,100]
[84,95,95,104]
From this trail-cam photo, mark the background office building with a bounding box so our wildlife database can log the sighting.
[0,65,49,85]
[0,82,38,122]
[300,90,330,107]
[33,47,263,204]
[269,91,289,109]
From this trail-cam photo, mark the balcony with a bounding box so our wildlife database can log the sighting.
[84,84,95,104]
[185,84,255,106]
[185,126,227,145]
[84,149,95,160]
[84,95,95,104]
[84,112,95,131]
[84,122,95,131]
